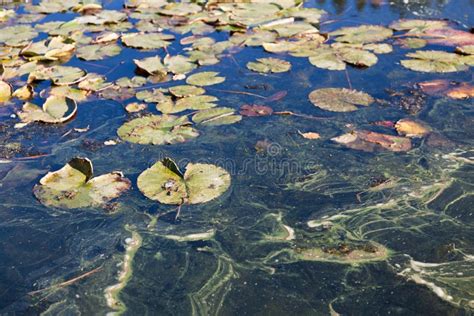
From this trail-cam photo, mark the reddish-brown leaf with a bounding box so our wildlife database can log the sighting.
[239,104,273,117]
[263,90,287,102]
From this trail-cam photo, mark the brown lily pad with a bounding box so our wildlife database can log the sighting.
[239,104,273,117]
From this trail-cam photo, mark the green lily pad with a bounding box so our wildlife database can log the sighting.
[133,56,166,76]
[192,107,242,126]
[247,57,291,73]
[456,45,474,55]
[158,95,218,114]
[389,19,448,34]
[168,85,205,98]
[308,47,346,70]
[116,76,147,88]
[401,50,469,73]
[309,88,374,112]
[33,157,131,209]
[337,47,378,67]
[136,89,168,103]
[164,55,196,75]
[78,74,110,91]
[137,157,231,205]
[28,65,86,85]
[76,44,121,61]
[117,114,199,145]
[21,36,75,61]
[16,96,77,127]
[0,25,38,47]
[121,32,175,49]
[330,25,393,44]
[186,72,225,86]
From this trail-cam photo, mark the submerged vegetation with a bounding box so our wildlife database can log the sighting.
[0,0,473,314]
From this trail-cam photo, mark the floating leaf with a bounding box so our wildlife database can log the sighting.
[117,114,199,145]
[401,50,469,73]
[0,80,12,103]
[116,76,147,88]
[186,72,225,86]
[77,44,121,61]
[133,56,166,76]
[164,55,196,75]
[137,158,230,205]
[421,28,474,47]
[16,96,77,127]
[161,95,218,114]
[0,25,38,47]
[389,19,448,34]
[456,45,474,55]
[28,65,86,85]
[121,32,175,49]
[337,47,378,67]
[329,25,393,44]
[294,242,389,263]
[169,85,205,98]
[192,107,242,126]
[309,88,374,112]
[239,104,273,117]
[125,102,146,113]
[332,130,412,152]
[12,85,33,100]
[247,57,291,73]
[78,74,110,91]
[298,130,320,139]
[395,119,430,138]
[21,36,75,61]
[33,157,131,209]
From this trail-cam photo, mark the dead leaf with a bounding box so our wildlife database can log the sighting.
[298,130,320,139]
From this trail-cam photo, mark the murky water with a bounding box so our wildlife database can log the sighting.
[0,0,473,314]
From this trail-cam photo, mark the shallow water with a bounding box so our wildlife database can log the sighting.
[0,0,473,315]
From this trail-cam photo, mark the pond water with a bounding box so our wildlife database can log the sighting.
[0,0,473,314]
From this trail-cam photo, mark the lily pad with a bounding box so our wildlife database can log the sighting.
[33,157,131,209]
[117,114,199,145]
[239,104,273,117]
[332,130,412,152]
[28,65,86,85]
[133,56,166,76]
[160,95,218,114]
[330,25,393,44]
[247,58,291,73]
[0,80,12,103]
[164,55,196,75]
[168,85,205,98]
[121,32,175,49]
[76,44,121,61]
[137,158,230,205]
[186,72,225,86]
[16,96,77,127]
[0,25,38,47]
[395,118,430,138]
[389,19,449,34]
[21,36,75,61]
[309,88,374,112]
[192,107,242,126]
[401,50,469,73]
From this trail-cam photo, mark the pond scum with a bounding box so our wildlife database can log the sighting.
[0,0,473,314]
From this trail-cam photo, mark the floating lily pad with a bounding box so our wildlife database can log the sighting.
[78,74,110,91]
[456,45,474,55]
[389,19,449,34]
[121,32,175,49]
[247,57,291,73]
[239,104,273,117]
[0,25,38,47]
[169,85,205,98]
[395,119,430,138]
[16,96,77,127]
[28,65,86,85]
[136,89,168,103]
[192,107,242,126]
[401,50,469,73]
[332,130,412,152]
[133,56,166,76]
[21,36,75,61]
[309,88,374,112]
[117,114,199,145]
[186,72,225,86]
[137,157,230,205]
[330,25,393,44]
[0,80,12,103]
[77,44,121,61]
[33,157,131,209]
[164,55,196,75]
[295,242,389,264]
[116,76,147,88]
[159,95,218,114]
